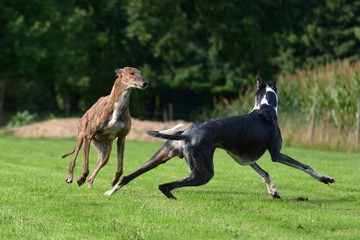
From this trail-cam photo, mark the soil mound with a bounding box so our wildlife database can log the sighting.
[10,118,190,141]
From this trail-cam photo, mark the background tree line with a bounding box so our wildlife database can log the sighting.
[1,0,359,124]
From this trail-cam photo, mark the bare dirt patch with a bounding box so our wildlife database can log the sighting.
[10,118,190,142]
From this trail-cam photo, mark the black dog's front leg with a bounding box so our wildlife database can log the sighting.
[250,163,281,198]
[272,152,335,184]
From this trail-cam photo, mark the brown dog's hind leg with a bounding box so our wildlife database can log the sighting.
[65,136,83,183]
[87,140,112,188]
[77,137,91,186]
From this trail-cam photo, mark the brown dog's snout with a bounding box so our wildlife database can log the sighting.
[142,81,149,89]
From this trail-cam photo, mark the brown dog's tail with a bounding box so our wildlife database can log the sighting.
[62,148,75,158]
[62,138,84,158]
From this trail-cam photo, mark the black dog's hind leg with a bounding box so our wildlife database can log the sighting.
[271,152,335,184]
[159,146,215,199]
[250,163,281,198]
[104,142,179,196]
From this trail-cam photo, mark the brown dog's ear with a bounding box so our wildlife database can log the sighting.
[115,68,123,76]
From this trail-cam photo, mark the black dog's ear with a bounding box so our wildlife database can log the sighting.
[269,81,277,93]
[256,75,266,91]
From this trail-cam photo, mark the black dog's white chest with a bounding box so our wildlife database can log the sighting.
[225,148,266,165]
[219,136,268,165]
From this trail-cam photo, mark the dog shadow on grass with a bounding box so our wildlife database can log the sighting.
[177,188,353,206]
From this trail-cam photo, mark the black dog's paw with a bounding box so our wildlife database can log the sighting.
[158,185,177,200]
[271,191,281,199]
[321,176,335,184]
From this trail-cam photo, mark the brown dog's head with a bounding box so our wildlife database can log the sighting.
[115,67,149,89]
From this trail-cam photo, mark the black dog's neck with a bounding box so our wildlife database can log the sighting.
[255,105,278,123]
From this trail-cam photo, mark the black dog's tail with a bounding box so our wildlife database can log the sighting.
[147,123,189,141]
[147,130,189,141]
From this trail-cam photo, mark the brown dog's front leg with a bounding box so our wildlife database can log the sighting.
[111,137,125,186]
[104,143,178,196]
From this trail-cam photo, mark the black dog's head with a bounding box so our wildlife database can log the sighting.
[252,76,278,112]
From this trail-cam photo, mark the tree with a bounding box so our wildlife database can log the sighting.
[0,0,52,122]
[122,0,314,118]
[274,0,360,72]
[0,0,92,122]
[1,0,359,122]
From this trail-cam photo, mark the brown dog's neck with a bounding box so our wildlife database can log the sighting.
[108,79,131,113]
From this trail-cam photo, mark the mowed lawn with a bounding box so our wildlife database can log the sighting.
[0,136,359,240]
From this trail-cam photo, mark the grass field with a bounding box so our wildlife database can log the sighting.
[0,136,359,239]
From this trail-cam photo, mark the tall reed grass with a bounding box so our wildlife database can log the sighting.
[279,60,360,131]
[278,60,360,150]
[208,60,360,150]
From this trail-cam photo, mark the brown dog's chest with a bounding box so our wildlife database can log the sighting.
[92,90,132,142]
[94,111,131,142]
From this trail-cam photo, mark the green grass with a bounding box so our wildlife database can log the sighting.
[0,136,359,239]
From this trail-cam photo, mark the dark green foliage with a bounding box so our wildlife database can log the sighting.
[1,0,359,122]
[275,0,360,73]
[0,0,91,116]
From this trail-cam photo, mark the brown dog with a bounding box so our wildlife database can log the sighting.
[62,67,148,188]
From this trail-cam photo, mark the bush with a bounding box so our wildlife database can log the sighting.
[6,111,38,128]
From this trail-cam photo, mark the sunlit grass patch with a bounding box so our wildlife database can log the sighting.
[0,136,359,239]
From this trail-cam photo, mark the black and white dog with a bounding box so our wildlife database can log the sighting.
[105,78,335,199]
